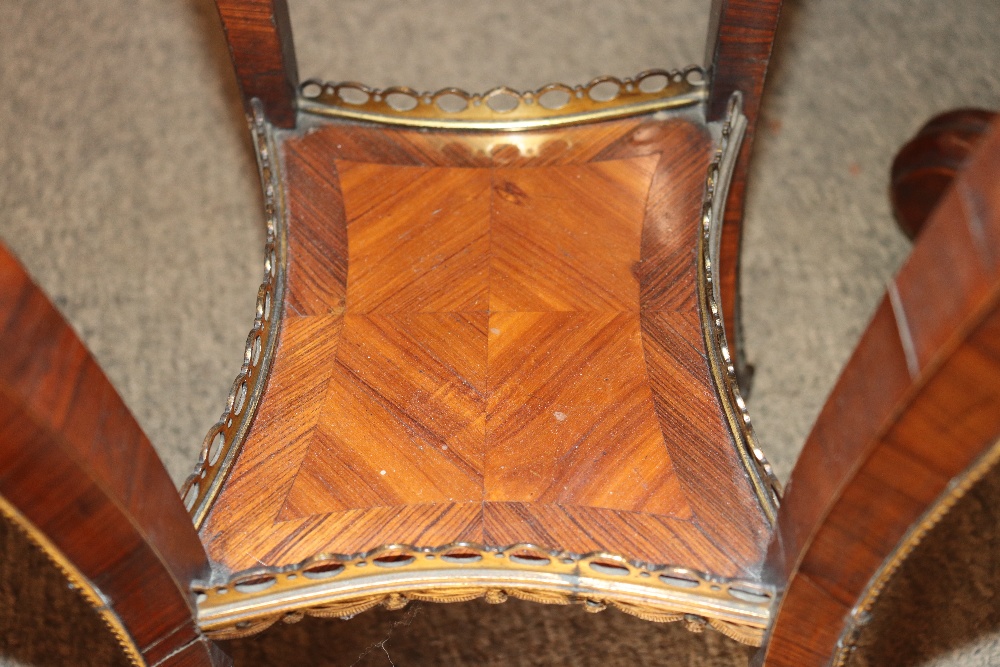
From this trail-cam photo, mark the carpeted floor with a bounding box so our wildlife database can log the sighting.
[1,0,999,664]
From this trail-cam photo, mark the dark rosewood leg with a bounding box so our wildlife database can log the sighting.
[759,118,1000,666]
[0,245,229,666]
[215,0,299,128]
[891,108,997,239]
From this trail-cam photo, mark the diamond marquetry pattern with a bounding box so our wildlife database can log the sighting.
[202,119,770,579]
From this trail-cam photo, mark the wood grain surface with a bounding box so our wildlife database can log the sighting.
[215,0,298,128]
[890,108,997,239]
[759,118,1000,666]
[200,115,772,579]
[0,246,227,666]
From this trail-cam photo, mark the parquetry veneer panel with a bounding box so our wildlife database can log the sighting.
[201,116,770,579]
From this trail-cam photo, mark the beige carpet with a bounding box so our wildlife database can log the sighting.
[1,0,999,664]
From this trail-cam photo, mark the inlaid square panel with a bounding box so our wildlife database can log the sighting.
[203,118,769,578]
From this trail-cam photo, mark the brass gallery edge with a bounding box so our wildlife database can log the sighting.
[698,93,783,518]
[297,67,707,131]
[181,101,288,529]
[194,542,772,647]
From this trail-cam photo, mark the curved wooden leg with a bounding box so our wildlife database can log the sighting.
[758,117,1000,665]
[214,0,298,129]
[891,108,997,239]
[0,245,229,666]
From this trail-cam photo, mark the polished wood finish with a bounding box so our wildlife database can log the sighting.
[215,0,298,128]
[208,0,785,378]
[891,109,997,239]
[0,247,228,666]
[201,117,771,579]
[26,0,1000,661]
[759,118,1000,666]
[706,0,784,389]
